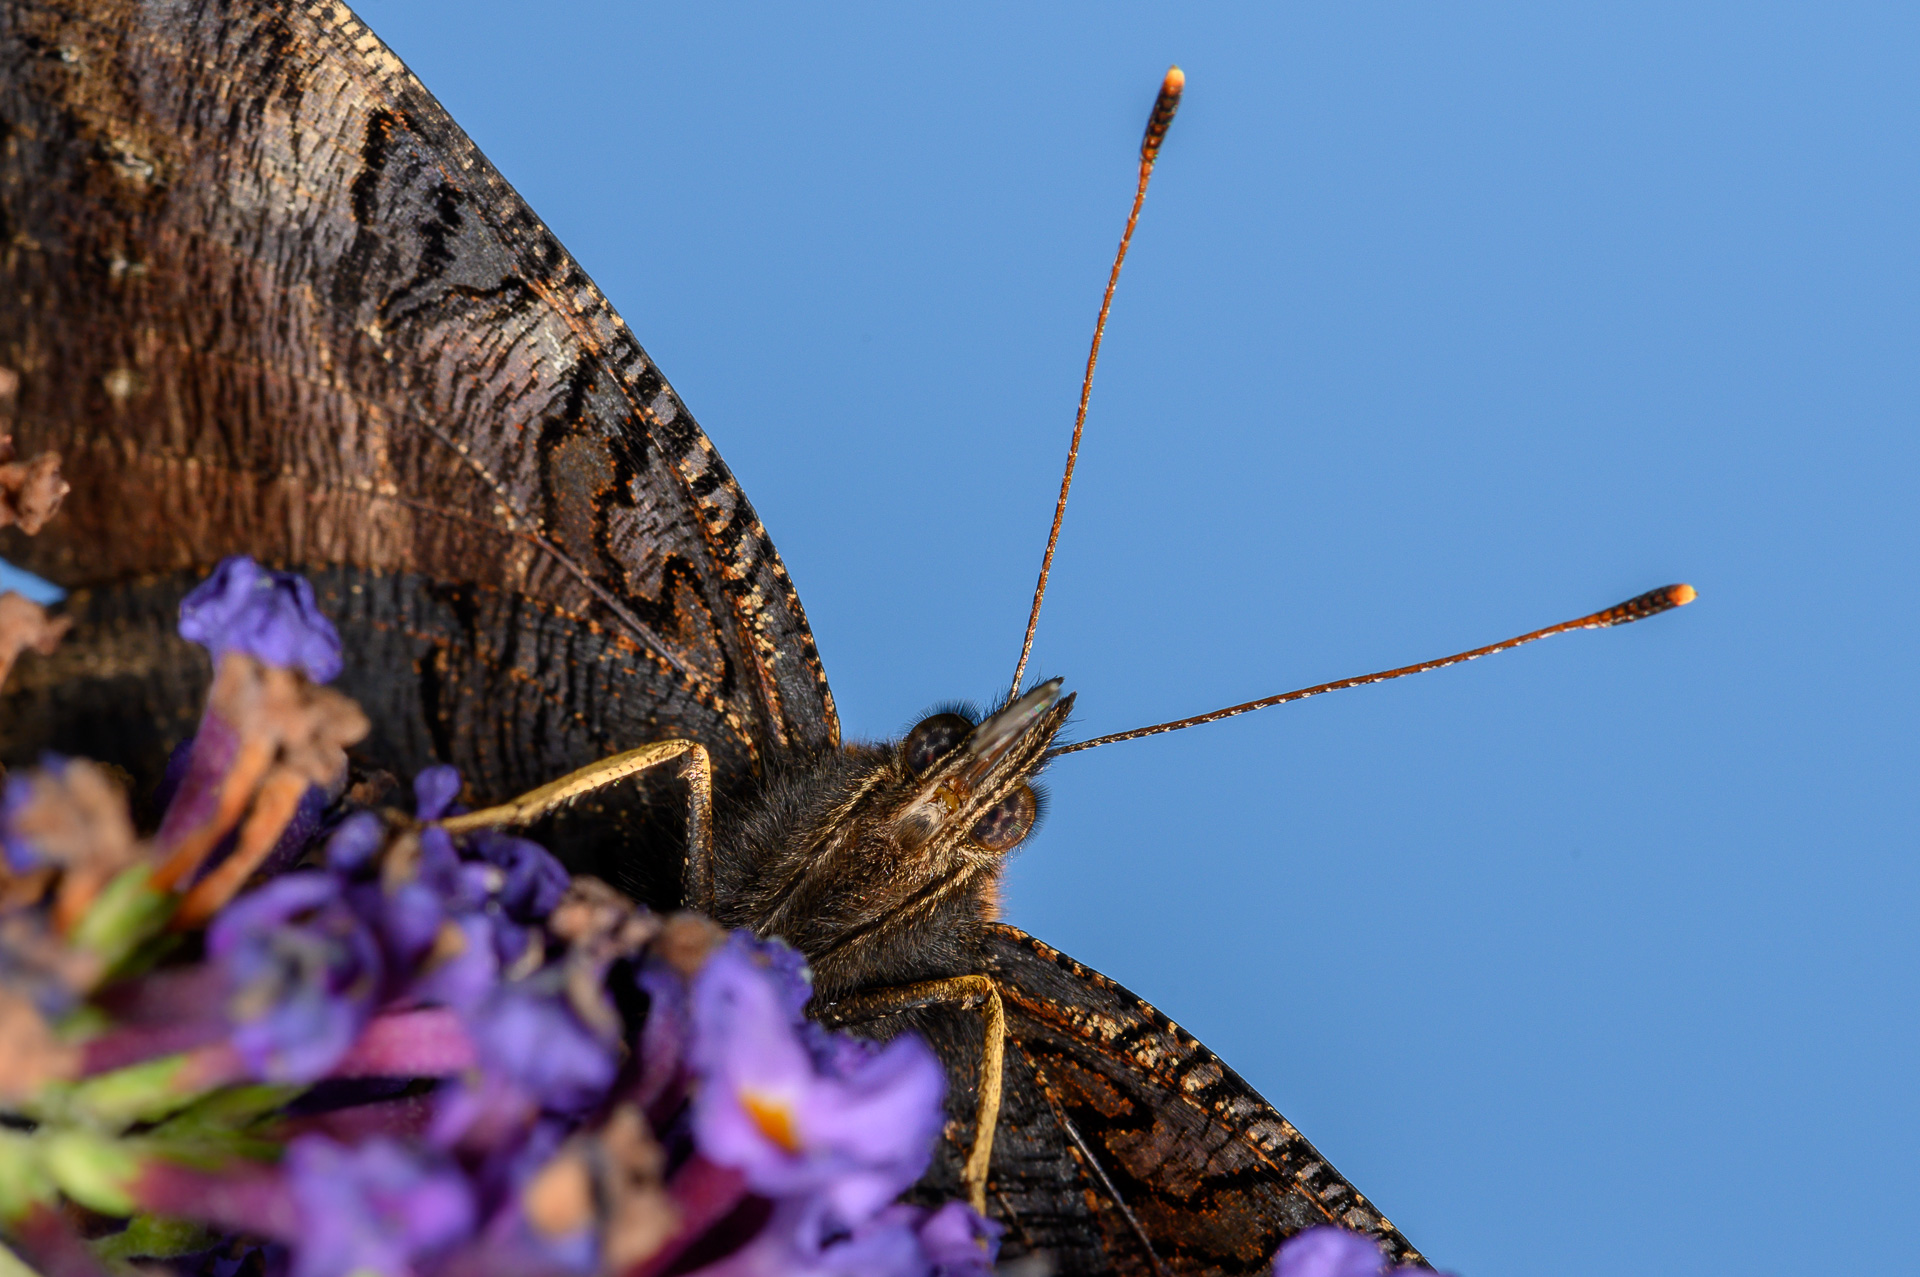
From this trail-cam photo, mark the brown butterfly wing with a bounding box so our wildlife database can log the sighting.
[917,925,1427,1275]
[0,0,835,887]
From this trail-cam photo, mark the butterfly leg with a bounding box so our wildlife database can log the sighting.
[438,741,714,906]
[820,975,1006,1214]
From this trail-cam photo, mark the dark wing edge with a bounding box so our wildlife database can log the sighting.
[287,0,838,756]
[982,923,1430,1274]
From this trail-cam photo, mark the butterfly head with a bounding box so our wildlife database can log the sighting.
[719,679,1072,995]
[889,677,1069,860]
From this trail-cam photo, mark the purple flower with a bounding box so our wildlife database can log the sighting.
[352,828,475,971]
[269,784,331,874]
[366,880,447,973]
[732,930,815,1020]
[284,1135,475,1277]
[802,1020,883,1080]
[0,752,137,874]
[208,873,382,1082]
[327,811,387,876]
[465,831,569,923]
[412,766,462,823]
[178,556,343,683]
[814,1204,934,1277]
[917,1201,1001,1276]
[695,1200,936,1277]
[1,761,44,871]
[405,913,501,1014]
[689,935,945,1229]
[1272,1226,1432,1277]
[467,986,618,1116]
[632,959,695,1116]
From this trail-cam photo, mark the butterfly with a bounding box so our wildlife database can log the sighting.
[0,2,1693,1272]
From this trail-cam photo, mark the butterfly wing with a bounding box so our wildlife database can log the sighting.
[885,924,1427,1276]
[0,0,835,887]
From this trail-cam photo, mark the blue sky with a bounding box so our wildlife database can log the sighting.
[350,4,1918,1273]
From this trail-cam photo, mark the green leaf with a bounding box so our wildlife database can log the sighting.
[0,1131,55,1222]
[91,1214,217,1261]
[39,1129,140,1216]
[69,865,174,969]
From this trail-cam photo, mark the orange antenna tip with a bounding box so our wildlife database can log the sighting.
[1141,68,1183,166]
[1586,583,1695,628]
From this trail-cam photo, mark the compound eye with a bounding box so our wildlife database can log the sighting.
[904,713,973,774]
[970,785,1037,852]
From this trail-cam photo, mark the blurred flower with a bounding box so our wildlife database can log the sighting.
[809,1203,929,1277]
[178,556,343,684]
[466,830,569,923]
[514,1104,676,1274]
[917,1200,1001,1276]
[0,562,982,1277]
[0,592,70,690]
[688,934,945,1230]
[208,873,382,1082]
[404,913,500,1015]
[327,810,387,876]
[0,985,78,1101]
[0,755,134,875]
[0,437,69,535]
[151,657,367,898]
[207,657,368,789]
[284,1135,474,1277]
[412,765,463,822]
[733,931,814,1021]
[466,985,618,1117]
[1272,1226,1436,1277]
[694,1200,957,1277]
[0,755,143,940]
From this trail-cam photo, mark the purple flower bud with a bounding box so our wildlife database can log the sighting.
[1272,1227,1419,1277]
[689,935,945,1229]
[412,766,462,823]
[405,914,500,1014]
[208,873,382,1082]
[416,827,477,905]
[465,831,569,922]
[326,811,387,876]
[178,557,342,684]
[373,881,447,972]
[918,1200,1002,1276]
[283,1135,475,1277]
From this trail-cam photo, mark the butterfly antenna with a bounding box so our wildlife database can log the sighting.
[1007,66,1185,705]
[1047,583,1696,758]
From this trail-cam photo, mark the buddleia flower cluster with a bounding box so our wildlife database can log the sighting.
[0,556,1000,1277]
